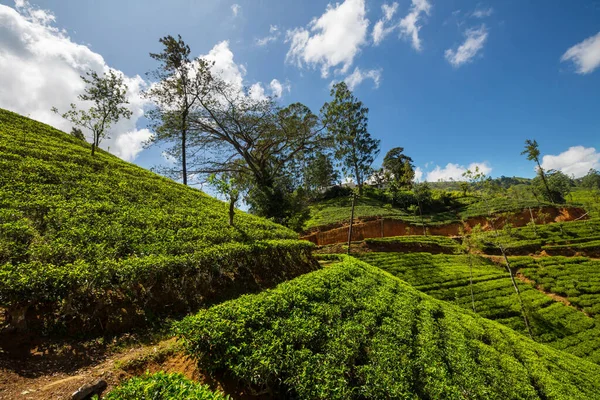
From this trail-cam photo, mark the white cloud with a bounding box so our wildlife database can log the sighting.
[343,67,382,89]
[541,146,600,178]
[269,79,290,97]
[472,7,493,18]
[445,25,488,67]
[202,40,247,90]
[414,166,423,182]
[372,2,398,45]
[561,32,600,75]
[423,162,492,182]
[256,25,281,46]
[398,0,432,51]
[0,2,149,161]
[285,0,369,78]
[231,4,241,17]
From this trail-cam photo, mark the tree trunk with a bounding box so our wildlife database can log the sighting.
[347,192,356,255]
[500,245,533,339]
[417,199,426,236]
[528,207,538,237]
[229,197,235,226]
[182,112,188,186]
[536,161,553,202]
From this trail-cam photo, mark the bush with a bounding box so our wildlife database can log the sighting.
[102,372,229,399]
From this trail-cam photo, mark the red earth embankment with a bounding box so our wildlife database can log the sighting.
[301,206,588,246]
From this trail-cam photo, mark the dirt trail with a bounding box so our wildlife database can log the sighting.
[0,337,189,400]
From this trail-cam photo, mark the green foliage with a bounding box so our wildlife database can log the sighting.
[382,146,415,189]
[475,218,600,255]
[321,82,379,194]
[303,151,339,194]
[364,235,460,253]
[356,252,600,364]
[102,372,229,399]
[511,256,600,318]
[52,69,132,156]
[581,169,600,190]
[532,170,573,204]
[0,109,314,333]
[176,257,600,399]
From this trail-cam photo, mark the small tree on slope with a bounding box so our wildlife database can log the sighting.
[53,69,132,156]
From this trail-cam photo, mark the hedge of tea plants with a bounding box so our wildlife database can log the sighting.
[175,257,600,399]
[511,256,600,318]
[101,372,229,400]
[0,109,316,333]
[356,252,600,364]
[364,235,460,253]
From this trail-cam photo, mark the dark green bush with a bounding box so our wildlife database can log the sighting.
[102,372,229,399]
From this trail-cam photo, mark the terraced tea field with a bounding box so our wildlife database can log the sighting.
[355,252,600,364]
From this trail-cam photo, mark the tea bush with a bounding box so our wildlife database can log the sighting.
[176,257,600,399]
[356,252,600,364]
[102,372,229,399]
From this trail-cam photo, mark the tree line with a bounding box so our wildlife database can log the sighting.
[51,34,600,229]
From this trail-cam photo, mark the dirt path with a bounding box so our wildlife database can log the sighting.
[0,337,196,399]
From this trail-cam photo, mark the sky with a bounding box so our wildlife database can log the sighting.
[1,0,599,183]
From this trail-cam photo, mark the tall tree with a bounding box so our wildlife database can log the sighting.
[145,34,210,185]
[52,69,132,156]
[521,139,554,202]
[184,67,326,222]
[383,147,415,188]
[207,172,244,226]
[321,82,379,196]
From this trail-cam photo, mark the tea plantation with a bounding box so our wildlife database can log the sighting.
[176,257,600,400]
[0,109,316,334]
[512,256,600,318]
[355,252,600,364]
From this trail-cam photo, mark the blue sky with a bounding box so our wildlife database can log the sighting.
[1,0,599,181]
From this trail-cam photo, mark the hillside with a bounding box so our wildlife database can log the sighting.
[176,257,600,399]
[0,109,316,335]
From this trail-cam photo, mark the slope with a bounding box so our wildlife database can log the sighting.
[176,257,600,400]
[0,109,316,335]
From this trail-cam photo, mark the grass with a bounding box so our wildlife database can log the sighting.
[354,252,600,364]
[0,108,315,334]
[175,257,600,399]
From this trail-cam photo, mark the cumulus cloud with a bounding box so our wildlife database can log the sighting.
[231,4,241,17]
[399,0,432,51]
[541,146,600,178]
[343,67,381,89]
[202,40,247,91]
[372,2,398,45]
[414,166,424,182]
[256,25,281,46]
[423,162,492,182]
[445,25,488,67]
[285,0,369,78]
[0,2,150,161]
[561,32,600,74]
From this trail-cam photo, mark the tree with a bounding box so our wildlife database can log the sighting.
[185,69,326,223]
[321,82,380,196]
[382,147,415,189]
[303,152,339,195]
[531,169,572,203]
[581,169,600,190]
[521,139,556,202]
[52,69,132,156]
[145,34,210,186]
[207,172,243,226]
[70,127,86,141]
[412,182,432,235]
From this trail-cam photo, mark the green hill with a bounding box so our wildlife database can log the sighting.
[176,257,600,399]
[0,109,316,334]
